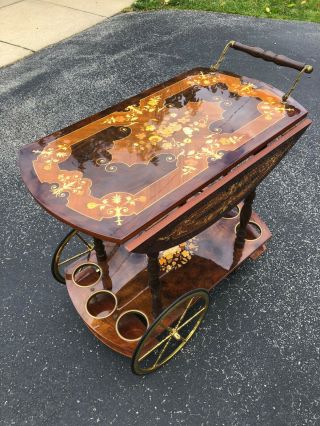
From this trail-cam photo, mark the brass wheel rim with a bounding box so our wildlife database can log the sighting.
[131,289,209,375]
[51,229,94,284]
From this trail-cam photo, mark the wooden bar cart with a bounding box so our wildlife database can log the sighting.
[19,41,313,374]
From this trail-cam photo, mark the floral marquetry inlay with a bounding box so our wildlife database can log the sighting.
[29,69,298,227]
[159,238,199,272]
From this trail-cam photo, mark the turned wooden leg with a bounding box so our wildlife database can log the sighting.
[147,252,162,318]
[93,238,112,290]
[93,237,107,261]
[235,189,256,249]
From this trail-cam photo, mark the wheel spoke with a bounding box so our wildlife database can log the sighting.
[138,298,204,363]
[58,248,94,266]
[150,297,196,367]
[52,230,96,284]
[138,331,172,362]
[152,305,206,366]
[75,232,94,249]
[151,335,173,369]
[175,296,195,329]
[133,289,209,375]
[176,306,206,332]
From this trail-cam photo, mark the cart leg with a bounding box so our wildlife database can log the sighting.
[93,238,113,290]
[147,252,162,318]
[93,238,107,261]
[235,189,256,249]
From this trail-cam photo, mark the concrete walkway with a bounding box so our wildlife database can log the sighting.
[0,0,133,67]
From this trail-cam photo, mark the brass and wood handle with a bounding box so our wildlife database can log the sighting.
[231,41,313,73]
[211,40,313,101]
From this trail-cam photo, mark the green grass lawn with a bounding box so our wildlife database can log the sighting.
[130,0,320,23]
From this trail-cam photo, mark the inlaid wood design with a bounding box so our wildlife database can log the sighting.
[18,54,312,366]
[157,135,295,240]
[126,119,311,253]
[65,210,271,358]
[19,68,307,243]
[159,238,198,273]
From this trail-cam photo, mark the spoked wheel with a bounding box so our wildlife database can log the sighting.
[131,288,209,375]
[51,229,94,284]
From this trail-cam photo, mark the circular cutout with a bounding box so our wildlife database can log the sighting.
[86,290,118,319]
[222,205,240,219]
[116,310,149,342]
[235,221,262,241]
[72,262,102,287]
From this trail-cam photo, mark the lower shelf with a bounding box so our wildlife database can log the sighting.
[65,209,271,358]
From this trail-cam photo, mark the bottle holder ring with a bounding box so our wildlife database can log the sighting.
[72,262,102,288]
[234,220,262,241]
[116,310,149,342]
[86,290,118,319]
[222,205,240,219]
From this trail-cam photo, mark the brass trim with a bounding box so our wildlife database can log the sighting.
[58,247,93,266]
[282,65,313,102]
[131,289,209,375]
[222,205,240,220]
[71,262,102,288]
[138,306,206,363]
[85,290,118,320]
[210,41,313,103]
[115,310,149,342]
[234,220,262,241]
[210,40,235,71]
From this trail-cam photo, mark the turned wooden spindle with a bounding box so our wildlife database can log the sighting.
[235,190,256,249]
[93,238,107,261]
[93,238,112,290]
[147,252,162,318]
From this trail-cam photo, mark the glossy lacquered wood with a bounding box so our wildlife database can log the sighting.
[19,67,308,243]
[65,209,271,357]
[126,118,311,253]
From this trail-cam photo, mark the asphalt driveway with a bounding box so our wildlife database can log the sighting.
[0,10,319,425]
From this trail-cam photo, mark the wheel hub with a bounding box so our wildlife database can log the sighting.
[168,327,182,341]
